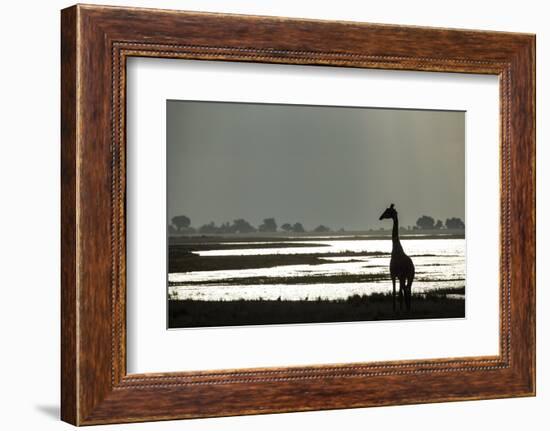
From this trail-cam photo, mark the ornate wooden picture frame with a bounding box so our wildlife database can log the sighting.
[61,4,535,425]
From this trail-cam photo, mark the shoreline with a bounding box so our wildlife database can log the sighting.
[169,230,466,244]
[168,249,392,273]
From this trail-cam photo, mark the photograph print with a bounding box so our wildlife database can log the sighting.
[167,100,466,328]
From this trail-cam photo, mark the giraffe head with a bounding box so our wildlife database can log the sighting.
[379,204,397,220]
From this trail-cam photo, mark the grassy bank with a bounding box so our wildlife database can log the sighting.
[169,271,388,286]
[168,292,465,328]
[169,230,466,244]
[168,249,390,273]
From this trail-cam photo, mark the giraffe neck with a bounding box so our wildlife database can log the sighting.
[392,215,404,255]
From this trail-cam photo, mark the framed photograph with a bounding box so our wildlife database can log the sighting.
[61,4,535,425]
[164,101,467,329]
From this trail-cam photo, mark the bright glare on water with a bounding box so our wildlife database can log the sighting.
[169,238,465,301]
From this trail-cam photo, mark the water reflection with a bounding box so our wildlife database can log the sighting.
[169,238,465,301]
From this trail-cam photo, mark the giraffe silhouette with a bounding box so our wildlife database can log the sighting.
[379,204,415,311]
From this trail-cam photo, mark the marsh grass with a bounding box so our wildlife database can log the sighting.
[168,249,388,273]
[168,291,465,328]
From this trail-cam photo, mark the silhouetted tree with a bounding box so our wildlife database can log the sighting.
[416,215,435,230]
[292,222,305,233]
[168,225,178,235]
[313,225,331,233]
[434,219,443,229]
[219,221,232,233]
[259,218,277,232]
[232,218,256,234]
[171,215,191,231]
[445,217,465,229]
[281,223,293,232]
[198,221,218,234]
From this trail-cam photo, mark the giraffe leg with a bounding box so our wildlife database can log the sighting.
[392,277,396,312]
[399,279,405,311]
[406,276,414,311]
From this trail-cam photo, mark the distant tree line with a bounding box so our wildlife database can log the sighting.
[169,213,465,235]
[169,215,335,235]
[415,215,465,230]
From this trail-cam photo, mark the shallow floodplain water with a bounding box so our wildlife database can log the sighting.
[168,237,465,301]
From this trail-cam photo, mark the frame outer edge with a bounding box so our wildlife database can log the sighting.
[527,35,536,395]
[61,5,79,426]
[531,34,536,396]
[505,34,536,395]
[61,4,536,424]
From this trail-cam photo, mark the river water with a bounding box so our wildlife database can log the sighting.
[168,237,465,301]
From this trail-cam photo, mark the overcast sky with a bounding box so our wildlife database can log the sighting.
[167,100,465,230]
